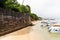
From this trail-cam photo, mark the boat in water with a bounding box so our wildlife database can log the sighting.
[48,23,60,33]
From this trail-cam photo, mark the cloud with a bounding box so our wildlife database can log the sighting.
[17,0,60,18]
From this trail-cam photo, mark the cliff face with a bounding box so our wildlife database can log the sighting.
[0,8,32,36]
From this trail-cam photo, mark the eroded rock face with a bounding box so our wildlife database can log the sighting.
[0,16,29,29]
[0,8,31,36]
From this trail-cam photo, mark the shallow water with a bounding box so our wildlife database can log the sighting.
[29,21,60,40]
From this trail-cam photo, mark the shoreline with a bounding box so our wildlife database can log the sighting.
[0,23,33,36]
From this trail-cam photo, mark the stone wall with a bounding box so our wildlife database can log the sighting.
[0,8,31,36]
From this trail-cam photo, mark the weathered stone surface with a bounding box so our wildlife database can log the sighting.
[0,8,32,36]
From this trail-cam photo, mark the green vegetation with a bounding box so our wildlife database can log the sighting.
[29,13,39,21]
[0,0,41,21]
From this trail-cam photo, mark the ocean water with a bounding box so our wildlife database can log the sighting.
[55,19,60,23]
[30,21,60,40]
[47,18,60,24]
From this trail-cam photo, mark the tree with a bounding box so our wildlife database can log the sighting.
[30,13,39,21]
[5,0,20,12]
[0,0,7,8]
[5,0,17,8]
[26,5,31,13]
[0,0,40,21]
[19,5,27,13]
[22,0,24,5]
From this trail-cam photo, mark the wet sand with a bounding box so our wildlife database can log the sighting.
[0,26,31,40]
[0,21,60,40]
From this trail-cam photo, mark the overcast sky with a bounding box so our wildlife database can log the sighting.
[17,0,60,19]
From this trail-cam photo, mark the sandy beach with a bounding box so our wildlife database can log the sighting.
[0,21,60,40]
